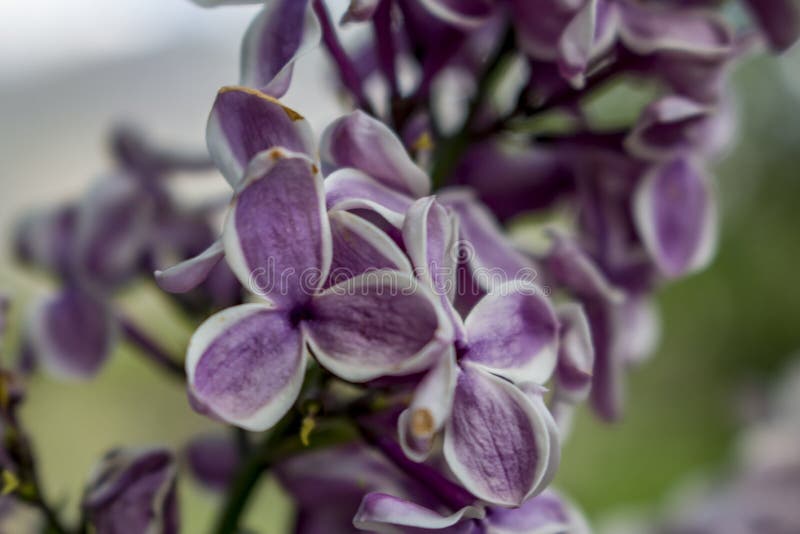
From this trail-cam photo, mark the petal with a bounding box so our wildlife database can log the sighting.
[618,2,733,58]
[402,197,465,338]
[439,188,536,290]
[73,174,155,289]
[403,197,459,304]
[325,168,414,228]
[353,493,484,531]
[585,299,623,421]
[743,0,800,52]
[417,0,496,29]
[304,271,452,382]
[185,434,240,491]
[444,364,553,506]
[486,489,590,534]
[83,448,179,534]
[398,348,457,462]
[558,0,619,88]
[320,110,430,197]
[206,86,315,187]
[545,231,623,303]
[223,151,331,307]
[186,304,307,431]
[326,210,411,288]
[462,280,559,385]
[511,0,583,61]
[14,205,78,277]
[190,0,261,6]
[341,0,380,24]
[28,287,114,381]
[155,240,225,294]
[240,0,321,96]
[553,303,594,405]
[625,95,716,161]
[633,158,717,277]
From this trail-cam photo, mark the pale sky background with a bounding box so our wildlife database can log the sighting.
[0,0,355,253]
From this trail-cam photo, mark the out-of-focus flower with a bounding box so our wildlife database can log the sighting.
[82,447,179,534]
[184,433,240,491]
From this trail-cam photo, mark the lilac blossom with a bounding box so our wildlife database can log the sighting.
[82,448,179,534]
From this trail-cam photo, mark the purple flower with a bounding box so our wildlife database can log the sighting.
[82,448,179,534]
[184,434,240,491]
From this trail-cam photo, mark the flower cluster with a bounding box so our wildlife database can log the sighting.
[1,0,798,532]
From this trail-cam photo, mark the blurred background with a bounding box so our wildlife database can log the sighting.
[1,0,799,532]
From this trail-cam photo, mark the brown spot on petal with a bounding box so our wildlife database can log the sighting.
[410,408,435,438]
[218,85,305,121]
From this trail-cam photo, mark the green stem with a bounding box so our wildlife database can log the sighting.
[210,413,300,534]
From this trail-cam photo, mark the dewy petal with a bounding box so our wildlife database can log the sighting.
[326,210,411,288]
[633,158,717,278]
[304,271,452,382]
[186,304,307,431]
[742,0,800,52]
[462,280,559,385]
[416,0,496,29]
[223,151,331,307]
[444,364,552,507]
[398,347,457,462]
[439,188,536,290]
[155,240,225,294]
[341,0,380,24]
[625,95,715,161]
[240,0,321,96]
[206,86,315,187]
[28,287,115,381]
[325,168,414,228]
[320,111,430,197]
[353,492,484,531]
[618,1,733,58]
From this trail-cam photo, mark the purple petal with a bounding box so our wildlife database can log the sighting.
[223,151,330,307]
[625,95,718,161]
[325,210,411,288]
[28,287,114,381]
[444,364,554,506]
[186,304,307,430]
[462,281,559,385]
[633,158,717,277]
[83,448,179,534]
[553,303,594,405]
[73,174,155,289]
[320,111,430,197]
[341,0,380,24]
[486,489,590,534]
[743,0,800,51]
[206,87,315,186]
[185,434,240,491]
[304,271,452,382]
[618,1,733,57]
[545,231,623,303]
[325,168,414,228]
[403,197,465,338]
[417,0,496,29]
[439,188,536,290]
[558,0,619,88]
[14,205,78,278]
[511,0,583,61]
[155,240,225,294]
[354,492,484,530]
[398,348,457,462]
[240,0,321,96]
